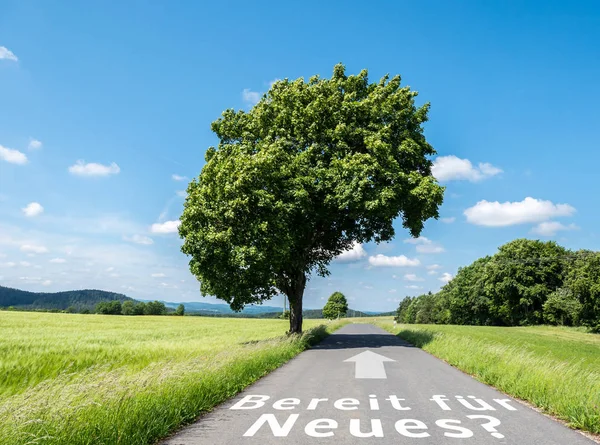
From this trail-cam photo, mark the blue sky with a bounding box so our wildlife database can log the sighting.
[1,1,599,312]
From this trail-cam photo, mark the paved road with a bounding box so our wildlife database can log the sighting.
[162,323,595,445]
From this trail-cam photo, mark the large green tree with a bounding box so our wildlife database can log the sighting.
[564,250,600,331]
[443,256,493,325]
[179,64,444,333]
[482,239,567,325]
[322,291,349,320]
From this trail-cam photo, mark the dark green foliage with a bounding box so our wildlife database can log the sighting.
[175,304,185,316]
[564,250,600,331]
[0,286,133,312]
[395,239,599,329]
[95,300,122,315]
[121,300,136,315]
[443,257,493,325]
[144,301,167,315]
[543,288,582,326]
[179,64,444,333]
[322,291,349,319]
[133,302,146,315]
[483,239,567,325]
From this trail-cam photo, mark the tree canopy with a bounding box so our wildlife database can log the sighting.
[395,239,600,331]
[179,64,444,333]
[322,291,349,319]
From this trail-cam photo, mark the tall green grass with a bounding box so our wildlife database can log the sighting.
[378,321,600,434]
[0,312,343,445]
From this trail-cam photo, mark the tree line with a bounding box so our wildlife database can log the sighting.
[395,239,600,332]
[95,300,185,316]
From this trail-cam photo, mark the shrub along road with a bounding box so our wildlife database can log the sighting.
[162,324,595,444]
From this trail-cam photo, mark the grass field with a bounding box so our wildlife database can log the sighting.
[377,321,600,435]
[0,312,343,445]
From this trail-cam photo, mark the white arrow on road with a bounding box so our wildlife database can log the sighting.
[344,350,396,379]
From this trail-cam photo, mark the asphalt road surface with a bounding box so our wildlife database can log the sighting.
[162,323,596,445]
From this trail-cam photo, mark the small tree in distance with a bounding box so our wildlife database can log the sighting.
[175,304,185,316]
[322,292,349,320]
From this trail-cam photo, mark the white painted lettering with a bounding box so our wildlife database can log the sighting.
[456,396,496,411]
[435,419,474,438]
[395,419,430,438]
[386,395,411,410]
[307,398,328,410]
[349,419,384,438]
[305,418,338,438]
[243,413,299,437]
[369,394,379,410]
[494,398,518,411]
[231,395,270,410]
[430,394,451,410]
[273,398,300,410]
[334,398,359,410]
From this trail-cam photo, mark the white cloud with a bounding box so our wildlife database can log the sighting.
[0,262,16,268]
[368,254,420,267]
[151,272,166,278]
[416,243,445,254]
[335,242,367,262]
[172,174,187,181]
[464,197,576,227]
[426,264,441,270]
[427,270,438,275]
[0,220,211,304]
[404,236,444,253]
[20,244,48,254]
[22,202,44,217]
[242,89,261,106]
[432,155,502,182]
[404,273,424,282]
[0,145,28,165]
[441,217,456,223]
[388,289,397,293]
[531,221,578,237]
[404,236,430,245]
[19,261,31,267]
[106,267,114,272]
[0,46,18,62]
[123,234,154,245]
[42,280,52,286]
[150,220,181,234]
[49,258,66,263]
[405,285,423,290]
[28,139,42,150]
[439,272,453,284]
[68,160,120,177]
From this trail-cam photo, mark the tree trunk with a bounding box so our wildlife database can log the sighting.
[287,271,306,334]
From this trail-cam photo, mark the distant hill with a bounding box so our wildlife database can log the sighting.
[0,286,395,317]
[0,286,134,311]
[159,300,284,315]
[164,303,378,319]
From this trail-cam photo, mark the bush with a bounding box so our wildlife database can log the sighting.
[144,301,166,315]
[95,300,122,315]
[543,288,582,326]
[121,301,136,315]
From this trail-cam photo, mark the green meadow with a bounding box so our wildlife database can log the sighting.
[378,321,600,435]
[0,311,342,445]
